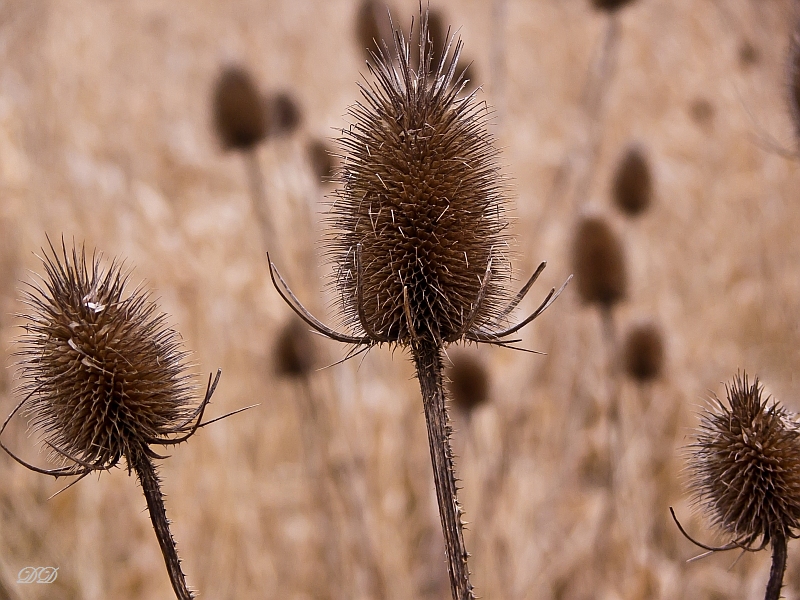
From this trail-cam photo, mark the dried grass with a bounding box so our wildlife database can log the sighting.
[1,1,799,599]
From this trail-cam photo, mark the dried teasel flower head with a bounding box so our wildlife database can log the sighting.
[16,243,201,467]
[572,215,627,309]
[688,374,800,545]
[274,318,317,378]
[213,66,268,151]
[2,240,225,600]
[446,352,490,413]
[266,92,302,138]
[267,11,568,599]
[355,0,393,61]
[590,0,637,13]
[622,320,664,382]
[612,144,653,217]
[329,12,519,347]
[270,8,567,353]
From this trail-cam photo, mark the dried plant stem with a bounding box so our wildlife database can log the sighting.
[766,530,788,600]
[245,150,275,254]
[295,378,342,600]
[130,447,193,600]
[573,16,620,212]
[413,342,474,600]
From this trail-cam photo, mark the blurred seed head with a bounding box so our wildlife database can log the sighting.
[307,138,336,183]
[17,242,196,467]
[788,27,800,143]
[738,40,759,68]
[622,321,664,382]
[331,10,510,345]
[274,318,317,378]
[571,215,627,309]
[590,0,636,13]
[689,374,800,542]
[355,0,393,61]
[689,97,715,129]
[266,92,302,138]
[446,352,490,413]
[213,66,268,151]
[612,144,653,217]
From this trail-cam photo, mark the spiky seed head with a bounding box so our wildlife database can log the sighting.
[411,8,446,72]
[331,11,510,346]
[689,374,800,542]
[307,139,336,183]
[213,66,268,151]
[590,0,636,13]
[16,242,196,468]
[266,92,302,138]
[446,352,489,413]
[355,0,393,61]
[571,215,627,309]
[622,321,664,382]
[274,318,316,378]
[612,144,653,217]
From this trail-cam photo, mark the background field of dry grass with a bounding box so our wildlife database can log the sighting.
[2,0,800,598]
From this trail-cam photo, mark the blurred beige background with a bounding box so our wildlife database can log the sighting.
[1,0,800,598]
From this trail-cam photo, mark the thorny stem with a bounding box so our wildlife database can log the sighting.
[412,341,474,600]
[765,530,788,600]
[130,446,193,600]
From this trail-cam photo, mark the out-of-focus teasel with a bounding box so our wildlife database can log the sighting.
[590,0,637,13]
[572,214,627,326]
[674,373,800,600]
[447,352,490,416]
[612,144,653,217]
[266,91,302,138]
[622,320,664,383]
[268,9,569,599]
[355,0,393,61]
[0,241,246,600]
[306,138,336,185]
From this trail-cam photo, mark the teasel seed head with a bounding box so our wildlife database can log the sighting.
[447,352,489,413]
[590,0,637,13]
[688,374,800,544]
[16,242,200,469]
[612,144,653,217]
[266,92,302,138]
[571,215,627,309]
[330,14,511,346]
[622,321,664,382]
[274,318,317,378]
[213,66,268,151]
